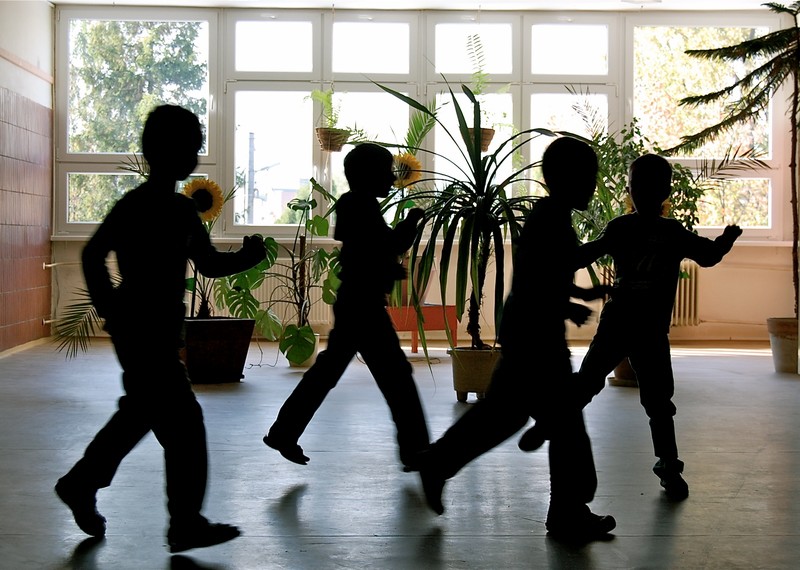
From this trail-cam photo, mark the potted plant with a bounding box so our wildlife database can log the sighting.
[375,79,557,400]
[309,88,351,152]
[466,33,495,152]
[215,179,340,366]
[665,1,800,373]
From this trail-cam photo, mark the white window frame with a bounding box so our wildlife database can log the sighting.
[624,11,787,241]
[54,6,220,238]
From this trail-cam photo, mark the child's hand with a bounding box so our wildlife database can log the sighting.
[406,208,425,226]
[242,234,267,262]
[567,302,593,327]
[723,224,743,241]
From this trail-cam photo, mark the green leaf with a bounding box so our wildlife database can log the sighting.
[279,324,317,364]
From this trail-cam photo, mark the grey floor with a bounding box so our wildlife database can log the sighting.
[0,338,798,569]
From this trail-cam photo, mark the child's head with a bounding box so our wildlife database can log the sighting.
[343,143,396,197]
[541,136,598,211]
[142,104,203,181]
[628,153,672,216]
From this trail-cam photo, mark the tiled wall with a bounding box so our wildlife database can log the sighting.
[0,86,52,352]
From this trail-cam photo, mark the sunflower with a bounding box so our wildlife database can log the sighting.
[393,153,423,189]
[183,178,225,222]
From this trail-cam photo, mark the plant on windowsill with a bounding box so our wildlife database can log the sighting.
[662,1,800,373]
[375,78,558,401]
[214,179,340,366]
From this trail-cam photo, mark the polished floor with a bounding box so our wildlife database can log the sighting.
[0,338,798,569]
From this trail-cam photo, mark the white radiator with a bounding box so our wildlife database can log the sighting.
[672,260,700,327]
[251,267,333,327]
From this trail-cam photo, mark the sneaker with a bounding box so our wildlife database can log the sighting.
[653,459,689,500]
[55,477,106,537]
[419,468,445,516]
[518,424,547,452]
[546,508,616,542]
[167,521,241,553]
[263,434,309,465]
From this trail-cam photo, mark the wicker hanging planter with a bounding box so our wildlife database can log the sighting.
[315,127,350,152]
[467,127,495,152]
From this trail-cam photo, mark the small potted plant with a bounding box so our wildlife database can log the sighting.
[215,179,340,366]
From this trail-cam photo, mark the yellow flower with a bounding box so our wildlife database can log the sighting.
[183,178,224,222]
[393,153,423,189]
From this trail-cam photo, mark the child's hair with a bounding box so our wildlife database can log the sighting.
[628,153,672,215]
[541,136,598,192]
[141,104,203,166]
[343,143,393,190]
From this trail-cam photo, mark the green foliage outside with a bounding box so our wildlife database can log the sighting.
[67,19,208,222]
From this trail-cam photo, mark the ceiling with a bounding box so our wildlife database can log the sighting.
[51,1,772,11]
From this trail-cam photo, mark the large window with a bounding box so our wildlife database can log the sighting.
[55,6,787,241]
[55,8,216,234]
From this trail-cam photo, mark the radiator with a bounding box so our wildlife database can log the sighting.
[251,267,333,327]
[672,260,699,327]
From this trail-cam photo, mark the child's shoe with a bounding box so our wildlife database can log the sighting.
[518,423,547,452]
[55,477,106,537]
[263,434,309,465]
[545,506,616,542]
[653,458,689,500]
[167,520,241,553]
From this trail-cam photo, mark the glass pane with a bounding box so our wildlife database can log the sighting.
[530,92,609,191]
[633,25,771,158]
[433,92,515,191]
[435,24,513,75]
[531,24,608,75]
[327,91,411,203]
[333,22,410,74]
[234,91,314,226]
[67,18,210,154]
[697,178,770,228]
[235,21,313,72]
[67,173,143,223]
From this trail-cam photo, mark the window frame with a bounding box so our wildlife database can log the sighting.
[54,5,220,237]
[625,11,787,241]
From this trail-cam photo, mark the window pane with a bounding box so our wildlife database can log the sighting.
[435,24,513,75]
[327,91,411,202]
[434,92,515,190]
[530,92,609,190]
[235,21,313,72]
[633,25,770,158]
[697,178,770,228]
[234,91,314,225]
[333,22,410,74]
[531,24,608,75]
[67,19,209,154]
[67,173,142,223]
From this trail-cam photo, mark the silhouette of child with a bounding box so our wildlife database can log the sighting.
[55,104,266,553]
[264,143,430,472]
[525,152,741,500]
[418,136,616,542]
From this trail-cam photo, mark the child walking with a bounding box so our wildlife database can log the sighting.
[264,143,430,473]
[418,136,616,541]
[55,104,266,553]
[570,153,741,500]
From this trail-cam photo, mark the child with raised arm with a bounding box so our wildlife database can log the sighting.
[264,143,430,473]
[55,105,266,553]
[567,153,741,500]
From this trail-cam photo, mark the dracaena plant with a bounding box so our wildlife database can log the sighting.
[374,79,558,349]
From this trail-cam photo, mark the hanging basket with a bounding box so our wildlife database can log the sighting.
[467,128,495,152]
[315,127,350,152]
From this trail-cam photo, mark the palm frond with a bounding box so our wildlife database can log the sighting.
[53,288,104,359]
